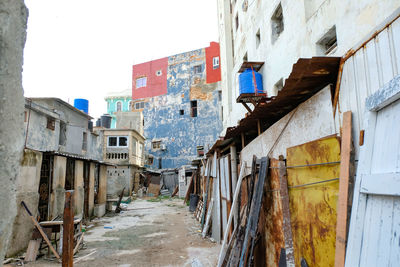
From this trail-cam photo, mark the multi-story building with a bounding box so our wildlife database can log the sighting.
[104,89,133,129]
[8,97,109,257]
[102,129,145,197]
[131,42,223,170]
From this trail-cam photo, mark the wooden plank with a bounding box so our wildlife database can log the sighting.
[360,173,400,196]
[200,168,211,229]
[239,157,269,267]
[220,158,228,235]
[21,201,61,259]
[202,198,214,238]
[230,146,239,230]
[279,159,295,267]
[212,157,222,242]
[335,111,352,267]
[73,232,84,255]
[25,239,42,262]
[62,191,74,267]
[217,161,246,267]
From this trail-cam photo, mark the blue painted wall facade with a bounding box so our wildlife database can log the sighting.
[142,48,222,169]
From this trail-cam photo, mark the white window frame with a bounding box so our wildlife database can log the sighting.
[107,136,129,147]
[213,56,220,69]
[136,77,147,88]
[116,101,122,112]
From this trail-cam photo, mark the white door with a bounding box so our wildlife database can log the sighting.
[345,79,400,267]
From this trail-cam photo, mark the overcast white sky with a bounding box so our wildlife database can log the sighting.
[23,0,219,119]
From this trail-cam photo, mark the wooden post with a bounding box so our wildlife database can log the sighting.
[241,132,245,149]
[334,111,352,267]
[257,120,261,136]
[63,191,74,267]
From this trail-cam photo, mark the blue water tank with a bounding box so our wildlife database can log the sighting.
[239,68,264,94]
[74,98,89,114]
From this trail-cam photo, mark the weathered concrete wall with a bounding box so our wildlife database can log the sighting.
[0,0,28,262]
[240,86,336,173]
[115,111,143,134]
[7,150,42,257]
[218,0,400,132]
[144,48,222,169]
[24,100,60,151]
[49,156,66,219]
[106,166,131,198]
[74,160,84,217]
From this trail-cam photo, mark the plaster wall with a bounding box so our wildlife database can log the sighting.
[106,166,134,197]
[218,0,400,132]
[7,150,42,257]
[0,0,28,261]
[240,86,336,173]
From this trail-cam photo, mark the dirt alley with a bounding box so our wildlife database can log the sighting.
[30,197,220,267]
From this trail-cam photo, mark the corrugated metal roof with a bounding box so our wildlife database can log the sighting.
[225,57,341,139]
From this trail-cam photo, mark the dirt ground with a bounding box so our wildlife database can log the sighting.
[23,197,220,267]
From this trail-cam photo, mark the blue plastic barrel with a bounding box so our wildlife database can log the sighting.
[239,68,264,94]
[74,98,89,114]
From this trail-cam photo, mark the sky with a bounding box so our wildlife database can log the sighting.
[23,0,219,119]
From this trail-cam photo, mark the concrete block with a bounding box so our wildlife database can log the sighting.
[94,203,106,217]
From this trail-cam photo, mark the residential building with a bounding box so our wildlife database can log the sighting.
[105,89,133,129]
[7,98,109,257]
[102,129,145,197]
[132,42,223,170]
[211,1,400,266]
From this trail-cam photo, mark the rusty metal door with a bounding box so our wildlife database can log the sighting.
[38,154,53,221]
[345,81,400,266]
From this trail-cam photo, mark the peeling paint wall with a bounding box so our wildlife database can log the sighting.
[143,47,222,170]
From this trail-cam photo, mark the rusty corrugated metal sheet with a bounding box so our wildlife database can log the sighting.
[264,158,285,266]
[225,57,340,139]
[286,136,340,267]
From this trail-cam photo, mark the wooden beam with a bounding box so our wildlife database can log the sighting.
[257,120,261,136]
[62,191,74,267]
[334,111,352,267]
[241,133,245,149]
[241,102,252,113]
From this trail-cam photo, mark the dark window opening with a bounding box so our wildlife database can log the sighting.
[152,141,161,150]
[179,109,184,115]
[119,136,128,146]
[148,156,154,165]
[82,132,87,150]
[108,137,117,146]
[218,91,222,102]
[190,100,198,117]
[317,26,337,55]
[194,65,202,74]
[65,158,75,190]
[158,157,162,169]
[46,117,55,130]
[271,3,284,43]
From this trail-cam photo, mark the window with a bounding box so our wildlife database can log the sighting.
[148,156,154,165]
[156,70,162,76]
[108,136,128,147]
[152,141,161,150]
[116,101,122,112]
[271,3,284,44]
[256,28,261,48]
[317,26,337,55]
[82,132,87,150]
[135,101,145,110]
[46,117,55,130]
[213,57,220,69]
[179,109,184,115]
[194,65,202,74]
[136,77,147,88]
[218,91,222,102]
[190,100,197,117]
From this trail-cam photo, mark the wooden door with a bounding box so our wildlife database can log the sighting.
[83,161,90,219]
[345,82,400,266]
[38,154,53,221]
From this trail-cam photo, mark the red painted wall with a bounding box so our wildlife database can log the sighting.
[132,57,168,100]
[205,42,221,84]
